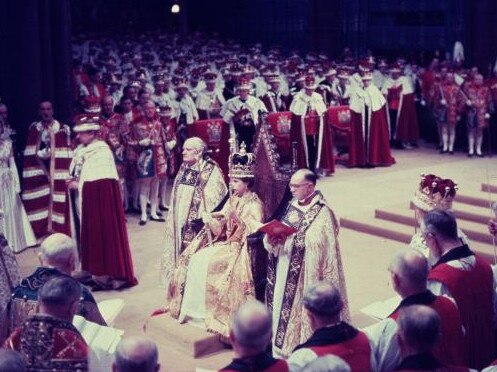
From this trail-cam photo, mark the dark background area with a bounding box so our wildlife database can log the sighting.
[0,0,496,147]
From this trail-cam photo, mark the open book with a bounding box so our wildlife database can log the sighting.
[258,219,297,238]
[360,295,401,320]
[97,298,125,326]
[73,315,124,372]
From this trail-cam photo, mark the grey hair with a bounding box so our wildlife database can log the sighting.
[389,249,428,288]
[231,300,272,350]
[423,209,458,241]
[40,233,77,266]
[39,276,82,308]
[303,282,343,318]
[115,337,159,372]
[301,355,351,372]
[0,350,26,372]
[397,305,440,353]
[184,136,207,155]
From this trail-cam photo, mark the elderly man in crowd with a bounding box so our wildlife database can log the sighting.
[113,336,160,372]
[161,137,227,289]
[424,210,496,369]
[395,305,472,372]
[288,282,373,371]
[8,233,106,332]
[4,276,89,371]
[366,249,465,371]
[219,300,289,372]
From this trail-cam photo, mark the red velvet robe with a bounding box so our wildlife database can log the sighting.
[349,111,366,167]
[81,179,137,288]
[294,323,371,371]
[428,256,495,369]
[396,92,419,142]
[389,292,466,367]
[75,141,137,289]
[368,106,396,167]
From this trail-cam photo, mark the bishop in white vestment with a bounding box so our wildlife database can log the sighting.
[264,169,349,358]
[160,137,227,288]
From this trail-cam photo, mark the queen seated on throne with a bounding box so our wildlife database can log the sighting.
[165,142,263,338]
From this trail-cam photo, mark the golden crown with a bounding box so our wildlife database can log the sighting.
[411,173,458,212]
[229,142,256,179]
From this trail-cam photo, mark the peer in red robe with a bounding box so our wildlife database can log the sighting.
[348,74,395,168]
[289,76,335,175]
[428,244,495,369]
[22,101,72,240]
[68,119,137,290]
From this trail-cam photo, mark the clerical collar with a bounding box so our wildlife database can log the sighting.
[398,290,436,309]
[294,322,358,350]
[298,191,316,206]
[432,244,474,268]
[223,352,277,371]
[395,353,443,370]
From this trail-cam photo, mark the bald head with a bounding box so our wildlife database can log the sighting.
[40,233,77,274]
[389,249,428,296]
[113,337,159,372]
[397,305,440,354]
[231,300,272,352]
[291,168,318,186]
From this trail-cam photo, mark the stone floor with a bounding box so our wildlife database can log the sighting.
[15,143,497,371]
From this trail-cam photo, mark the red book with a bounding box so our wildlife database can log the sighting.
[258,219,297,237]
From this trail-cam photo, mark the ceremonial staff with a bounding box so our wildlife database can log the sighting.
[486,165,497,264]
[227,138,237,234]
[200,155,214,248]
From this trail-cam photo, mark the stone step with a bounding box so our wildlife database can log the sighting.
[451,202,494,225]
[340,216,413,244]
[340,215,496,264]
[455,193,494,209]
[375,207,493,245]
[481,183,497,194]
[145,313,229,359]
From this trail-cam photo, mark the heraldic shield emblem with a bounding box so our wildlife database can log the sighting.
[328,105,352,130]
[207,121,223,143]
